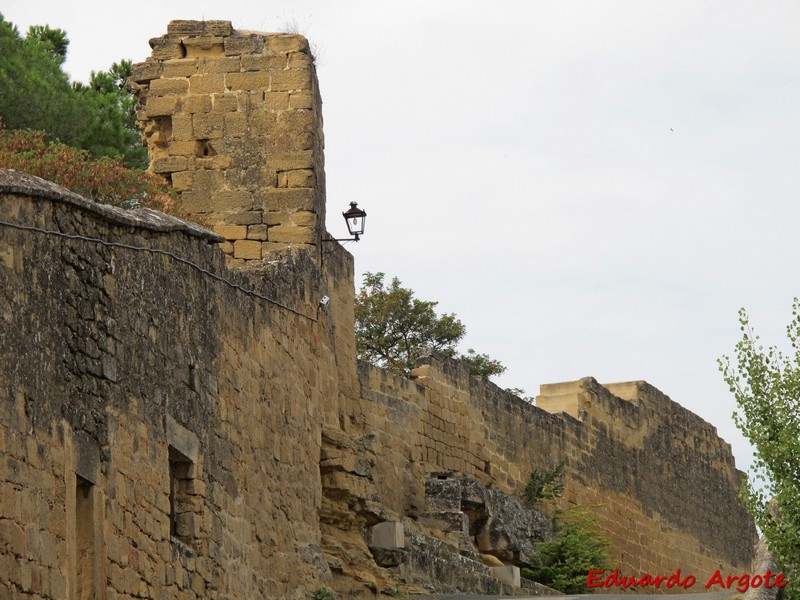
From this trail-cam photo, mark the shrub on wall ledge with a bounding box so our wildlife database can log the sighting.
[0,129,172,211]
[522,506,612,594]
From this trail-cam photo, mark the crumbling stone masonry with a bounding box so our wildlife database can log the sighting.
[130,20,326,263]
[0,20,757,600]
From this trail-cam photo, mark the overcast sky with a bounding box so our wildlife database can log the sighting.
[5,0,800,477]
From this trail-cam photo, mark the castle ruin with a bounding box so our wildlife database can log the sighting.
[0,20,756,599]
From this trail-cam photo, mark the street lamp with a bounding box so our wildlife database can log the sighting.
[330,202,367,242]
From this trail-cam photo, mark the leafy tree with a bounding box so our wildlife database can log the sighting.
[522,506,612,594]
[0,129,169,210]
[719,302,800,600]
[461,348,506,380]
[521,464,612,593]
[354,272,505,379]
[524,463,566,505]
[0,13,145,167]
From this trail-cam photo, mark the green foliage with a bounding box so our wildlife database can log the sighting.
[505,387,535,403]
[310,588,335,600]
[73,59,147,169]
[26,24,69,63]
[0,129,169,210]
[354,272,505,378]
[0,13,145,168]
[719,302,800,600]
[0,14,85,145]
[522,506,612,594]
[461,348,506,380]
[524,463,565,505]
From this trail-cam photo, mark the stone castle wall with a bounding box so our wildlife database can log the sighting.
[0,171,356,599]
[0,19,756,600]
[348,358,753,576]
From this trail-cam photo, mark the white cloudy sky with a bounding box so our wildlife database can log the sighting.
[5,1,800,476]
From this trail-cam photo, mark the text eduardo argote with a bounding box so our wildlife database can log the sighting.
[587,568,787,593]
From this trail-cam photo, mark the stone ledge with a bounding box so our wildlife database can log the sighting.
[0,169,223,242]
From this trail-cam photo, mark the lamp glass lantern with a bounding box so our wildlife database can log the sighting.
[342,202,367,240]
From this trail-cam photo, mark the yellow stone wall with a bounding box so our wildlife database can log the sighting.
[0,18,756,599]
[131,20,326,264]
[350,358,755,581]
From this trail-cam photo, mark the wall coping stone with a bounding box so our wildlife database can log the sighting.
[0,169,223,243]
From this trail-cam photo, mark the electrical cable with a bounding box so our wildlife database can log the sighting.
[0,218,318,322]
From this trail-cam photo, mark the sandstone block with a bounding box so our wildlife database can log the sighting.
[262,188,316,211]
[149,36,184,60]
[192,113,224,139]
[171,114,194,141]
[152,156,188,174]
[491,566,520,587]
[191,170,224,192]
[268,225,314,244]
[224,113,247,138]
[288,52,312,69]
[182,37,226,58]
[196,156,232,170]
[277,109,315,131]
[247,224,268,240]
[289,92,314,110]
[212,94,240,112]
[267,151,314,171]
[218,241,233,254]
[271,69,312,91]
[233,240,261,259]
[171,171,192,191]
[290,211,315,227]
[201,56,242,73]
[369,521,404,549]
[168,20,233,37]
[262,211,286,226]
[184,95,212,114]
[162,58,199,78]
[261,241,295,255]
[189,73,225,94]
[226,211,262,225]
[241,55,288,71]
[215,190,255,211]
[265,92,290,111]
[226,71,270,91]
[145,96,177,117]
[266,34,309,53]
[169,141,203,157]
[149,77,190,96]
[224,34,266,56]
[277,169,314,188]
[213,225,247,240]
[249,112,278,135]
[131,60,163,83]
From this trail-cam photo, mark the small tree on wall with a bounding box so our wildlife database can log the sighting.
[521,465,612,593]
[354,272,506,379]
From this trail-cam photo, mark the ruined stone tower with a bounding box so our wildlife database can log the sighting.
[130,20,326,264]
